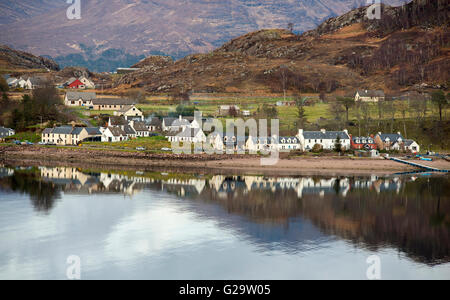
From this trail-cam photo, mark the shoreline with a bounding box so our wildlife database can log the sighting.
[2,145,449,176]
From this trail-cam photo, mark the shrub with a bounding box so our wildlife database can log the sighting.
[312,144,323,153]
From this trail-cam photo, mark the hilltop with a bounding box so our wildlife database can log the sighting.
[0,44,59,72]
[114,0,449,94]
[0,0,405,71]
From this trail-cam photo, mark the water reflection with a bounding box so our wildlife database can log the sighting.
[0,165,449,269]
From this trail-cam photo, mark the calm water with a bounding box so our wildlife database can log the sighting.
[0,165,449,280]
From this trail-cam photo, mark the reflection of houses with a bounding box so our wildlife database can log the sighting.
[162,178,206,196]
[209,175,351,199]
[372,178,402,194]
[39,167,154,196]
[99,173,153,196]
[0,167,14,178]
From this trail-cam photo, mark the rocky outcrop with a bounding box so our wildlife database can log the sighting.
[132,56,174,69]
[57,67,92,79]
[0,44,59,70]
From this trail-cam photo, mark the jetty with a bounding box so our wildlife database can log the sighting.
[388,157,449,173]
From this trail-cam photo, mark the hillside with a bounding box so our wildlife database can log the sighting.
[0,45,59,72]
[114,0,449,94]
[0,0,404,72]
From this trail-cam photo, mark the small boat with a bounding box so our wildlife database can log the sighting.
[420,157,433,162]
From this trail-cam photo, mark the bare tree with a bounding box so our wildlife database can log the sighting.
[329,100,345,128]
[295,94,307,129]
[360,102,371,136]
[278,65,289,102]
[126,89,146,104]
[287,23,294,33]
[396,100,408,138]
[337,96,354,123]
[431,90,447,122]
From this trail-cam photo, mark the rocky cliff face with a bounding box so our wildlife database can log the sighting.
[0,45,59,71]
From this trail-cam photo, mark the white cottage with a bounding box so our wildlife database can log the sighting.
[297,129,351,151]
[101,127,129,142]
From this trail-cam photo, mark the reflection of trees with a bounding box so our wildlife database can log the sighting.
[189,176,450,265]
[0,170,61,212]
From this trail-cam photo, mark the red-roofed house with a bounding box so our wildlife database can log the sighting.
[68,79,86,89]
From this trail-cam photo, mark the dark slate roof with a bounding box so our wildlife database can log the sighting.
[303,131,350,140]
[165,129,182,137]
[0,127,13,137]
[85,127,102,135]
[377,133,403,142]
[123,125,136,135]
[356,90,385,97]
[66,92,96,101]
[51,126,74,135]
[163,118,177,126]
[132,122,148,132]
[92,98,135,106]
[6,77,17,84]
[117,105,137,113]
[404,139,416,147]
[279,137,299,144]
[147,117,161,126]
[71,127,85,135]
[164,117,190,127]
[352,136,374,142]
[28,77,45,85]
[108,127,126,137]
[42,128,54,134]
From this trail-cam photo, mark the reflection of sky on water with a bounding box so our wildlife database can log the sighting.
[0,167,449,279]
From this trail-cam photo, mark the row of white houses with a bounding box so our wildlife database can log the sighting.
[165,123,352,153]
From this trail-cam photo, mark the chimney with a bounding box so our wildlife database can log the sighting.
[397,132,402,136]
[343,129,348,135]
[298,129,304,137]
[179,115,182,121]
[321,129,326,134]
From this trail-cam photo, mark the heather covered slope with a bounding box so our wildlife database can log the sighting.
[0,0,405,68]
[114,0,449,94]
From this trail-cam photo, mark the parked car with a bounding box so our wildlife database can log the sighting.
[13,140,21,145]
[136,147,146,151]
[161,147,172,152]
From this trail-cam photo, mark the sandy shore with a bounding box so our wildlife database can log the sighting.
[1,145,449,176]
